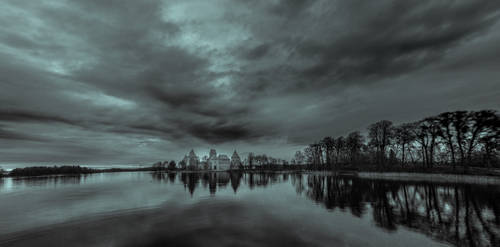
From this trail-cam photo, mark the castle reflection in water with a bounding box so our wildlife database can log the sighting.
[152,171,500,247]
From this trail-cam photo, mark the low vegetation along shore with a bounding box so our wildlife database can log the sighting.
[1,164,500,180]
[0,165,156,177]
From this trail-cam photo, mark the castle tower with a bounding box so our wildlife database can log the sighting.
[208,149,218,170]
[187,149,199,169]
[231,150,242,169]
[209,149,217,159]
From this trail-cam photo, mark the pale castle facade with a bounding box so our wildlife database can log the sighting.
[182,149,242,171]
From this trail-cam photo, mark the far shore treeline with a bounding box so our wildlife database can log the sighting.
[1,110,498,177]
[298,109,499,173]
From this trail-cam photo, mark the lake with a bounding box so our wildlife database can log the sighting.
[0,172,499,247]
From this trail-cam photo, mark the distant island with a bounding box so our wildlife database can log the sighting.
[1,165,156,177]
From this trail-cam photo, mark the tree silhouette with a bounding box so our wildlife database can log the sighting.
[368,120,393,167]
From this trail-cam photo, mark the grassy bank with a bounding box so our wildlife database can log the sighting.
[346,165,500,177]
[357,172,500,184]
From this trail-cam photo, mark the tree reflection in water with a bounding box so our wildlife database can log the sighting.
[299,174,500,247]
[152,172,500,247]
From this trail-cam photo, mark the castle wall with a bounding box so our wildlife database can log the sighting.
[217,155,230,171]
[181,149,236,171]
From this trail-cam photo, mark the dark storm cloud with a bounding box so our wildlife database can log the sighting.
[0,0,499,163]
[146,84,210,109]
[0,109,77,126]
[230,0,500,96]
[122,109,259,144]
[242,43,272,60]
[270,0,316,17]
[296,1,500,81]
[185,122,260,144]
[0,125,43,142]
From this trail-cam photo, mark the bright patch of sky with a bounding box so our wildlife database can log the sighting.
[65,91,137,110]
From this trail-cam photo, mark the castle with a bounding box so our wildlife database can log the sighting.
[182,149,242,171]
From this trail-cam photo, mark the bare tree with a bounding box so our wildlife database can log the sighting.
[394,123,416,167]
[465,110,499,166]
[451,111,469,166]
[247,152,255,168]
[346,131,364,165]
[412,118,441,168]
[178,160,187,170]
[312,143,323,167]
[294,150,305,165]
[368,120,393,166]
[438,112,458,169]
[168,160,176,170]
[321,137,335,168]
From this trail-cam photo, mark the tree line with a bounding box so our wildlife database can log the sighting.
[294,110,499,172]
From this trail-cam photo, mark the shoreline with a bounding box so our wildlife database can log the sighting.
[2,166,500,185]
[357,171,500,184]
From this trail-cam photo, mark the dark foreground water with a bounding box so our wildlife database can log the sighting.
[0,172,499,247]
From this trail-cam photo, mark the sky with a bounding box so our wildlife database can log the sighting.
[1,0,499,165]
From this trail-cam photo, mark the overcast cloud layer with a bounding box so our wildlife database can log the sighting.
[1,0,500,165]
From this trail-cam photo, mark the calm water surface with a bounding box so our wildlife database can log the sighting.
[0,172,499,247]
